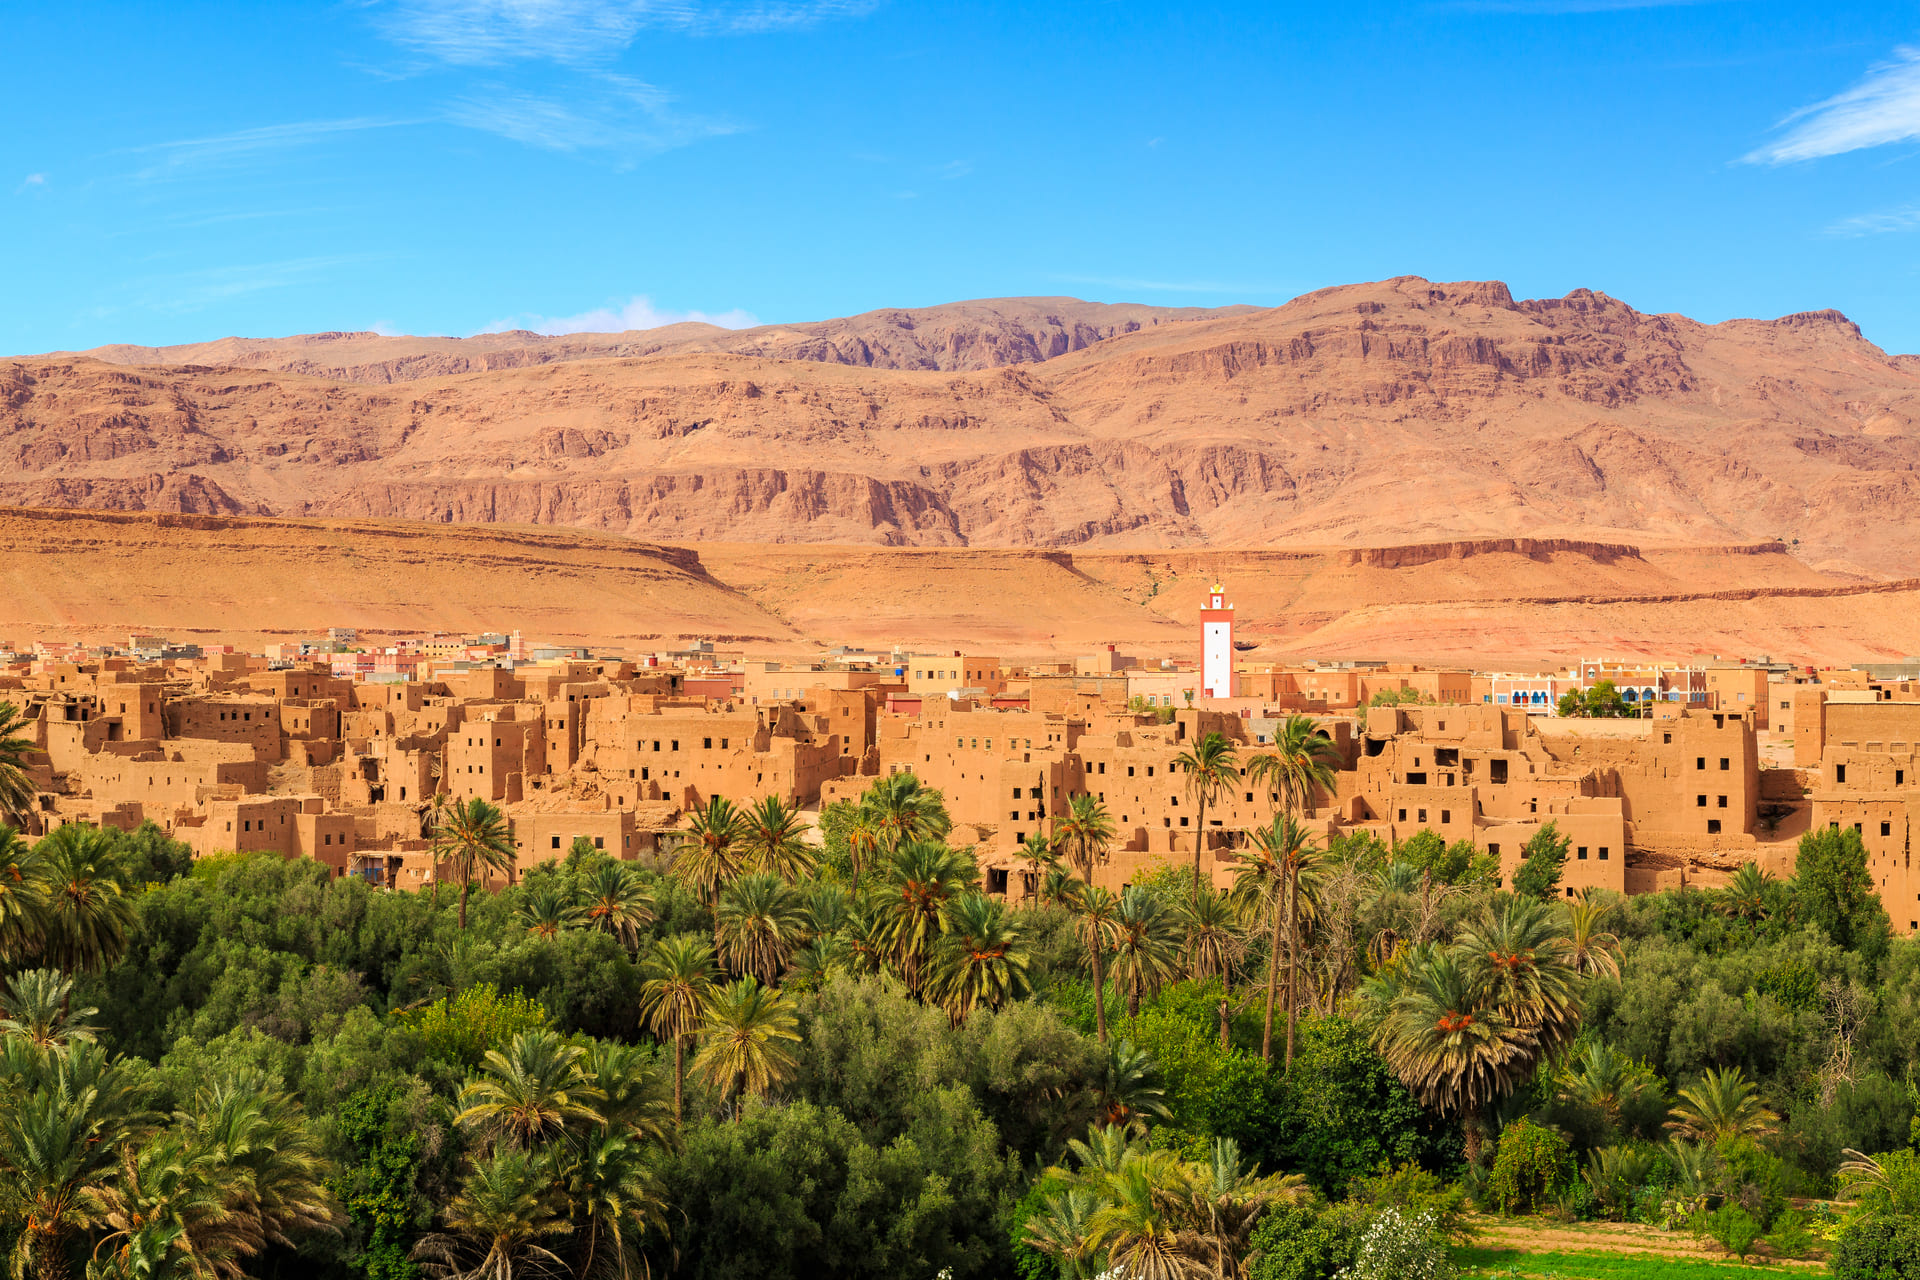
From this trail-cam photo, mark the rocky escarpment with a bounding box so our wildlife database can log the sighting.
[58,298,1256,383]
[7,278,1920,574]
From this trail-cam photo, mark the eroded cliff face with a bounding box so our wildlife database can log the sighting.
[6,277,1920,573]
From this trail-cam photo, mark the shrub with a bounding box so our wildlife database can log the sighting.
[1583,1144,1656,1221]
[1485,1119,1574,1216]
[1334,1207,1454,1280]
[1765,1209,1816,1260]
[1703,1203,1760,1259]
[1349,1163,1470,1243]
[1831,1213,1920,1280]
[1248,1199,1372,1280]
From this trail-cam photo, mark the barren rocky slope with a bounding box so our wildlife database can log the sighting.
[3,508,1913,665]
[54,298,1251,381]
[7,277,1918,576]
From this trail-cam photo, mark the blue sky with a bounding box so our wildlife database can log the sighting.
[5,1,1920,354]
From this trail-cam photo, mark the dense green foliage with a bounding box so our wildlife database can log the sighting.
[2,792,1917,1276]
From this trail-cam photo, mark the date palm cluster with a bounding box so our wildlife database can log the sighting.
[1025,1124,1307,1280]
[417,1032,673,1280]
[0,968,337,1280]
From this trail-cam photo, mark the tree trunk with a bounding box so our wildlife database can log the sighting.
[1262,894,1283,1063]
[1285,857,1300,1068]
[1129,971,1141,1019]
[673,1035,686,1124]
[1464,1117,1484,1165]
[1192,793,1207,905]
[458,877,471,931]
[1092,945,1109,1044]
[1218,997,1232,1051]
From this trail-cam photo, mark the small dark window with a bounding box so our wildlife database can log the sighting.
[1398,809,1408,822]
[1882,822,1892,837]
[1707,819,1722,834]
[1717,795,1728,809]
[1837,764,1848,783]
[1441,810,1451,824]
[1598,847,1609,860]
[1417,808,1428,823]
[1577,846,1588,860]
[551,836,561,849]
[1696,757,1705,770]
[1719,758,1729,771]
[1697,795,1707,807]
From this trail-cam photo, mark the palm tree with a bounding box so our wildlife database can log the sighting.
[1076,886,1122,1044]
[933,893,1030,1020]
[692,977,801,1117]
[1015,831,1057,905]
[1456,894,1584,1065]
[670,796,746,913]
[841,808,883,897]
[1021,1187,1102,1280]
[1173,733,1239,904]
[1718,863,1774,924]
[1108,887,1183,1019]
[514,882,583,941]
[1179,1138,1308,1279]
[1096,1039,1172,1136]
[859,772,951,855]
[0,1039,144,1280]
[0,826,47,964]
[740,795,816,883]
[578,862,655,949]
[637,934,716,1124]
[456,1030,607,1150]
[0,702,42,827]
[94,1130,252,1280]
[412,1147,572,1280]
[1358,944,1535,1161]
[1555,1039,1663,1124]
[180,1071,339,1255]
[433,798,518,931]
[1178,890,1246,990]
[1084,1148,1191,1280]
[582,1040,672,1148]
[557,1128,664,1280]
[0,969,98,1048]
[1667,1066,1778,1143]
[1054,794,1115,884]
[1561,894,1623,979]
[1042,864,1086,910]
[35,823,136,974]
[1228,813,1318,1064]
[1246,714,1341,819]
[1247,717,1340,1059]
[714,873,808,983]
[878,839,976,998]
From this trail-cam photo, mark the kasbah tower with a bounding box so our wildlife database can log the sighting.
[1201,582,1234,699]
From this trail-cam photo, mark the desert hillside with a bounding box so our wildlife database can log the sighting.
[51,298,1253,380]
[4,507,1914,665]
[6,277,1918,576]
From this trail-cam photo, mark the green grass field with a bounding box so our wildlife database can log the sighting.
[1455,1245,1829,1278]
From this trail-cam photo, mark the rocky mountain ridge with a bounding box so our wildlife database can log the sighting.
[6,277,1918,576]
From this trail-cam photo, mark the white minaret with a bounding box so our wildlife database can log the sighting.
[1201,582,1234,699]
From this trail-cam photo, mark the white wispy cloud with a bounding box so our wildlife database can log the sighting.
[106,255,388,316]
[19,173,46,190]
[444,71,736,151]
[479,294,758,334]
[380,0,878,66]
[1746,45,1920,164]
[1827,205,1920,236]
[125,118,407,181]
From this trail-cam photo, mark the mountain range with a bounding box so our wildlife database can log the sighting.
[7,277,1918,579]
